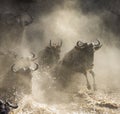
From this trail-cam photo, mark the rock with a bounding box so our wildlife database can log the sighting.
[96,101,119,109]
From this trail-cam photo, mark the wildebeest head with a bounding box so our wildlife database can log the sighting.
[48,40,62,52]
[43,40,62,66]
[1,12,33,26]
[75,40,102,51]
[75,40,102,69]
[16,12,33,26]
[11,53,38,73]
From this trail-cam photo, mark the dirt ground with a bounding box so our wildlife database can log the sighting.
[10,88,120,114]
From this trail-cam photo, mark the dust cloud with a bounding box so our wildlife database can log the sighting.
[0,0,120,114]
[28,0,120,92]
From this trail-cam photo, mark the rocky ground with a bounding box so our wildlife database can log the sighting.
[8,71,120,114]
[10,88,120,114]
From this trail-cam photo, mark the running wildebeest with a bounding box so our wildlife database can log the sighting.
[38,40,62,68]
[0,52,38,100]
[52,40,102,90]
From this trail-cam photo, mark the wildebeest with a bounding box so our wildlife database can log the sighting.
[0,52,38,100]
[52,40,102,90]
[38,40,62,68]
[1,10,33,26]
[0,11,33,49]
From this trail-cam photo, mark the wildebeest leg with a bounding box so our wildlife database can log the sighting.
[89,70,97,91]
[83,71,91,90]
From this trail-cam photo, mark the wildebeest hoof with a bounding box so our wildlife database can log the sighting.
[87,85,91,90]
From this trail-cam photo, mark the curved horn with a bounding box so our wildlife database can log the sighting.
[31,52,35,59]
[93,39,102,50]
[76,41,84,47]
[31,53,38,61]
[93,39,101,46]
[50,40,52,47]
[11,64,17,72]
[31,63,39,71]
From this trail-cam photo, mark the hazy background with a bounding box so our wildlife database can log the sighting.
[0,0,120,100]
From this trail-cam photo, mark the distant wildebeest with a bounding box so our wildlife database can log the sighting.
[0,52,38,100]
[0,50,17,74]
[0,11,33,49]
[1,10,33,26]
[51,40,102,90]
[38,40,62,68]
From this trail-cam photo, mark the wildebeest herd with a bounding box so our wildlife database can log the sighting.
[0,39,102,101]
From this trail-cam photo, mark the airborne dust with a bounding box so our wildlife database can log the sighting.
[0,0,120,114]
